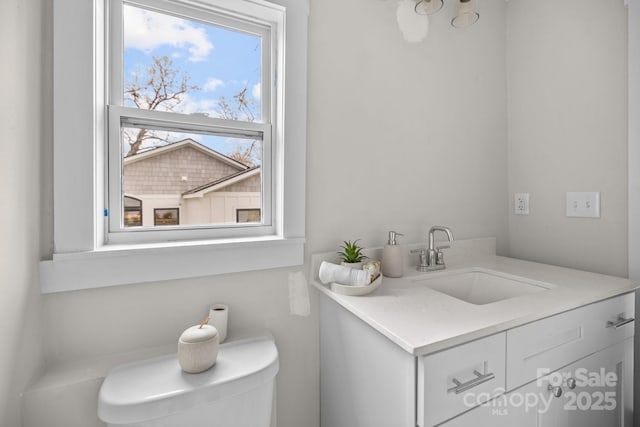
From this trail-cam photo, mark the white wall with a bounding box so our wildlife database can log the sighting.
[506,0,628,277]
[0,0,46,425]
[306,0,509,254]
[30,0,509,425]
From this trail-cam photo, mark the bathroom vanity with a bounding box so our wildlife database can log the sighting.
[313,238,637,427]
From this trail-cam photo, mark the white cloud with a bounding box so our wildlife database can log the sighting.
[175,93,220,117]
[204,78,225,92]
[252,83,261,100]
[124,5,213,62]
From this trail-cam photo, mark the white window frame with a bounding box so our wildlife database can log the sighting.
[43,0,308,293]
[108,0,275,243]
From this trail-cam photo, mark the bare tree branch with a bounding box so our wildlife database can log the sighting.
[228,139,260,167]
[216,87,260,166]
[124,55,260,166]
[124,56,198,157]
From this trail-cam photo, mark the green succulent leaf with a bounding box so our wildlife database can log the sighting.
[337,239,367,263]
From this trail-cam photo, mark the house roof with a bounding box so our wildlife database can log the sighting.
[182,166,261,198]
[123,138,250,171]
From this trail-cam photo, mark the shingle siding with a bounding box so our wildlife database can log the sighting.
[224,173,260,192]
[124,146,243,195]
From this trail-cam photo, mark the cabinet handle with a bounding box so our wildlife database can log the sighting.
[606,315,635,329]
[449,370,495,394]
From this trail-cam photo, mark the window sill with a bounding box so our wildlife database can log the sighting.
[40,236,304,293]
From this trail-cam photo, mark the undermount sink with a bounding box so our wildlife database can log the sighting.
[411,268,554,305]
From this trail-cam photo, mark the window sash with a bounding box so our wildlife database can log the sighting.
[107,106,274,244]
[115,107,269,139]
[105,0,278,244]
[109,0,274,121]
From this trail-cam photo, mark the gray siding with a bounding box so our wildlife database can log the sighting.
[224,173,261,192]
[124,146,243,195]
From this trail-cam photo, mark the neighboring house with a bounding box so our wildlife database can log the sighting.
[123,138,261,227]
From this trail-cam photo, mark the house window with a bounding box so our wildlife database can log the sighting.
[123,196,143,226]
[237,208,261,223]
[154,208,180,226]
[107,0,275,243]
[47,0,306,292]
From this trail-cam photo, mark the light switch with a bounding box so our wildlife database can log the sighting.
[566,192,600,218]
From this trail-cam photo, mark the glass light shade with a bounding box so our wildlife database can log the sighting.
[451,0,479,28]
[414,0,443,15]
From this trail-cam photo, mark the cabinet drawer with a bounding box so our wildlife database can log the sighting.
[418,332,506,427]
[506,293,634,391]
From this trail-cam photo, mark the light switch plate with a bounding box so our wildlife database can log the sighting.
[566,192,600,218]
[514,193,529,215]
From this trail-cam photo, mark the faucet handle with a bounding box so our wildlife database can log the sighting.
[435,244,451,265]
[411,248,429,269]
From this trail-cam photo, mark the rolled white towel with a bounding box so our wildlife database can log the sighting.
[318,261,372,286]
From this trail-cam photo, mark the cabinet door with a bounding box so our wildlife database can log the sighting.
[535,338,633,427]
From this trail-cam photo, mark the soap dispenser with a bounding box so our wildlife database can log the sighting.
[381,231,404,278]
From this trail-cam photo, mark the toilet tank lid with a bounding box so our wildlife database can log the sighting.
[98,335,279,425]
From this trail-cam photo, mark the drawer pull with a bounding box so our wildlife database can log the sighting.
[606,315,634,329]
[449,370,495,394]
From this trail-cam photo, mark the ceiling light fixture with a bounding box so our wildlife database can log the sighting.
[451,0,480,28]
[414,0,443,15]
[413,0,479,28]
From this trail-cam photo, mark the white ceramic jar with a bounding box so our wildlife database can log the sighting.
[178,324,219,373]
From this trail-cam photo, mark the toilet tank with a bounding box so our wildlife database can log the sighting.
[98,335,279,427]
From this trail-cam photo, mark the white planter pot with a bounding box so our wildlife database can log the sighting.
[341,261,364,270]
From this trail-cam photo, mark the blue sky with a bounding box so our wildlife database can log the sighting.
[122,4,262,157]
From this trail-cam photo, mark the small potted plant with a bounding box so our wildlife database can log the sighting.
[337,239,367,269]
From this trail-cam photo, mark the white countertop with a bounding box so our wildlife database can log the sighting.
[311,238,638,357]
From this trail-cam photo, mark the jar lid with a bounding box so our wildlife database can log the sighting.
[179,324,218,343]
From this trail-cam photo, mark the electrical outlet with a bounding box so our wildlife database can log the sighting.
[566,192,600,218]
[514,193,529,215]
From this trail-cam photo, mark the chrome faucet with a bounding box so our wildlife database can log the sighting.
[412,226,454,272]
